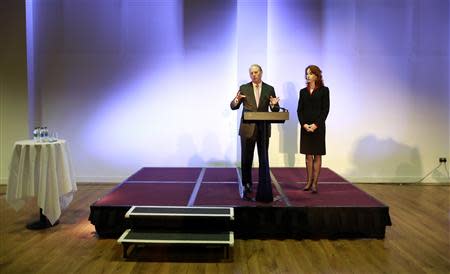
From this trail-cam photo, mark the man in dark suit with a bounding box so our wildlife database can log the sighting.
[230,64,280,201]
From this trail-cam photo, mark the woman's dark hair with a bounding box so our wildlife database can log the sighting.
[305,65,324,90]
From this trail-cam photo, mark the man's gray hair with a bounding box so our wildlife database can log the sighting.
[249,64,263,72]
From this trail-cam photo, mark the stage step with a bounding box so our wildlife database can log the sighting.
[125,206,234,232]
[126,205,234,218]
[118,229,234,258]
[118,206,235,259]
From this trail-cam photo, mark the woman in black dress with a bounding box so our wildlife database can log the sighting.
[297,65,330,193]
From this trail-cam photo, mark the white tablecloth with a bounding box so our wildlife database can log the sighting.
[6,139,77,225]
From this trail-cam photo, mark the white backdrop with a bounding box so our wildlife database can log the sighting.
[26,0,449,183]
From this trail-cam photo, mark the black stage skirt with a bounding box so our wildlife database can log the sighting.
[300,125,326,155]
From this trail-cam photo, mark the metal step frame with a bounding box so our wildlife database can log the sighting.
[118,229,234,259]
[118,206,234,259]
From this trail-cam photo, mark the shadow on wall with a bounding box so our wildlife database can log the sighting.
[174,134,203,166]
[176,134,234,167]
[277,82,299,167]
[349,135,422,182]
[199,133,234,167]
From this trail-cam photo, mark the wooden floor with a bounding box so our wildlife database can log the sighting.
[0,183,449,274]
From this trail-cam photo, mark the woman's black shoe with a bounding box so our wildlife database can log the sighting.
[303,183,312,191]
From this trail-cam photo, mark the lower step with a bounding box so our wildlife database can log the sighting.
[118,229,234,259]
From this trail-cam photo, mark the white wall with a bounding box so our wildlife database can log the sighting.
[267,0,449,183]
[30,0,238,182]
[2,0,447,184]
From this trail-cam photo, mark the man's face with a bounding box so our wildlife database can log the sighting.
[249,66,262,83]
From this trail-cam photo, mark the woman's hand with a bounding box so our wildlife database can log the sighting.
[303,124,318,132]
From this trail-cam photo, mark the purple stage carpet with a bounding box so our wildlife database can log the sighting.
[89,167,391,239]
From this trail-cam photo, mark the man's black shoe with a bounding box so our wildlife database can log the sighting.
[242,191,255,201]
[244,184,252,193]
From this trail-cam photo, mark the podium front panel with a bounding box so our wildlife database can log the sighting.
[243,112,289,123]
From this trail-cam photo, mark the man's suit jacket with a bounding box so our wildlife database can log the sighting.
[230,82,280,138]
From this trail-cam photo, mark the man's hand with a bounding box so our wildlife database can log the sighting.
[269,96,280,105]
[235,91,246,101]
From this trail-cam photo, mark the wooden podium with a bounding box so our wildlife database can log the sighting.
[243,112,289,123]
[243,111,289,202]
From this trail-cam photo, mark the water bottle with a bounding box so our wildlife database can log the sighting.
[33,127,39,141]
[39,127,45,142]
[44,127,49,142]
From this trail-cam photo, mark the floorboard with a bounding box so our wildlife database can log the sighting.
[0,184,448,274]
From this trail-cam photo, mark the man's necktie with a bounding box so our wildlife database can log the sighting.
[255,84,260,107]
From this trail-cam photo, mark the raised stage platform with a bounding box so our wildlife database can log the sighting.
[89,167,391,239]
